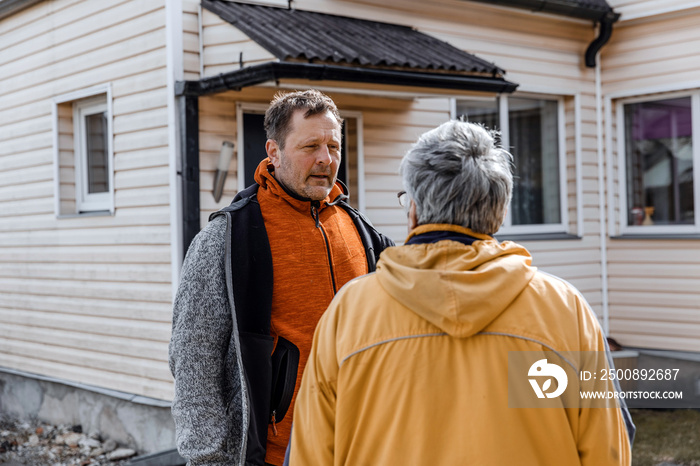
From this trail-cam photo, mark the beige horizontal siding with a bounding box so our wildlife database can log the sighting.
[0,0,173,400]
[0,8,167,100]
[602,6,700,352]
[1,352,173,400]
[0,262,171,283]
[0,309,171,342]
[610,300,700,352]
[116,192,171,211]
[0,322,168,367]
[0,244,172,264]
[1,292,171,320]
[3,205,171,234]
[603,8,700,93]
[183,0,200,79]
[609,0,700,21]
[201,8,275,77]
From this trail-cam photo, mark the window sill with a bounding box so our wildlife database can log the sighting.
[57,210,113,219]
[612,234,700,240]
[495,232,581,242]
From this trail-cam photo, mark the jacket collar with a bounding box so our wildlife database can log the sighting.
[405,224,494,245]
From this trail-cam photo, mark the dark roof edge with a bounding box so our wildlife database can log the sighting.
[175,62,519,97]
[0,0,44,20]
[466,0,619,22]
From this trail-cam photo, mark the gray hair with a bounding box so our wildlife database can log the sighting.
[264,89,343,150]
[399,120,513,235]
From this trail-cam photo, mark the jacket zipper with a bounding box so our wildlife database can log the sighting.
[311,202,337,294]
[271,410,278,436]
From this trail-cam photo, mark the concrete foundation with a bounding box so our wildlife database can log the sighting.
[0,367,176,455]
[612,349,700,409]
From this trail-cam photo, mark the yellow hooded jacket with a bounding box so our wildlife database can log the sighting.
[291,224,632,466]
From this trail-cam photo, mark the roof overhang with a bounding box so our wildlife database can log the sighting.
[175,61,518,97]
[464,0,619,22]
[0,0,44,20]
[463,0,620,67]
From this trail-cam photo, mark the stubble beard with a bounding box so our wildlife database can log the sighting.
[277,154,336,201]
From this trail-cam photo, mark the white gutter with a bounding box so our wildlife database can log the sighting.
[594,37,610,335]
[166,0,185,298]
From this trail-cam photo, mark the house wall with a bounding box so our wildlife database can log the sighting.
[608,0,700,21]
[0,0,175,400]
[201,8,275,77]
[196,0,611,319]
[3,0,693,416]
[183,0,201,80]
[601,5,700,352]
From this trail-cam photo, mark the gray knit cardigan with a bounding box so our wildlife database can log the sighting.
[169,215,248,465]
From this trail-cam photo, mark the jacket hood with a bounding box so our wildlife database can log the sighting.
[253,158,346,211]
[376,224,536,338]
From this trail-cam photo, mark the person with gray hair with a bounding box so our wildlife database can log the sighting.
[288,120,634,465]
[399,120,512,234]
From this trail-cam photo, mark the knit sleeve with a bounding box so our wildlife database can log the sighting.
[169,217,246,466]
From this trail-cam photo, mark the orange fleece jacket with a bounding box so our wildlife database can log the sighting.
[254,159,368,465]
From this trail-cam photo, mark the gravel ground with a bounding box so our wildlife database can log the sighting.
[0,414,134,466]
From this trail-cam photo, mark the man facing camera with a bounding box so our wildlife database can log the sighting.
[169,90,393,466]
[290,120,634,465]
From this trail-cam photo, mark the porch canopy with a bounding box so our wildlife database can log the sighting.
[176,0,518,96]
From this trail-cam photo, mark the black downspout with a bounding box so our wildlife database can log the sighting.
[179,95,200,258]
[585,11,619,68]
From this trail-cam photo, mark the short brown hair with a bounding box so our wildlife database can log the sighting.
[264,90,343,150]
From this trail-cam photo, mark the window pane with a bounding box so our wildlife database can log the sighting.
[509,98,560,225]
[341,118,359,209]
[456,99,499,134]
[85,112,109,194]
[624,97,694,226]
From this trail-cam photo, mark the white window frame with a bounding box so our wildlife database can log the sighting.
[616,90,700,235]
[236,102,269,192]
[73,97,111,213]
[236,103,366,211]
[455,93,569,235]
[52,83,114,216]
[337,110,365,212]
